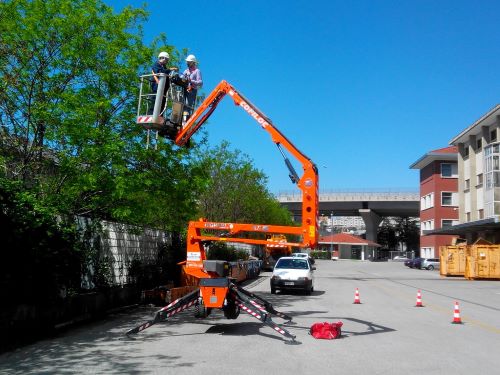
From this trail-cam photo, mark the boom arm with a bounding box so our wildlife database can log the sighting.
[176,80,319,275]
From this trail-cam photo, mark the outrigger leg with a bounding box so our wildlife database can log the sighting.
[231,283,293,322]
[126,288,200,335]
[229,283,297,343]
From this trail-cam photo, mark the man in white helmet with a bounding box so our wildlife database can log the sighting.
[182,54,203,118]
[148,51,177,114]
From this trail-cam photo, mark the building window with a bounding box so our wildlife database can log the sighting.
[421,247,434,258]
[491,129,497,142]
[442,219,459,228]
[478,209,484,219]
[442,220,452,227]
[441,163,458,178]
[441,192,457,206]
[421,220,434,235]
[477,139,482,150]
[420,192,434,210]
[466,212,471,222]
[464,179,470,191]
[442,192,452,206]
[477,173,483,186]
[464,145,470,158]
[483,143,500,218]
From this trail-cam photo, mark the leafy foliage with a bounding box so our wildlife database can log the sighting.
[394,217,420,251]
[0,0,209,232]
[310,250,330,259]
[377,217,420,251]
[0,178,82,303]
[206,242,249,262]
[377,218,399,250]
[0,0,296,303]
[196,141,294,225]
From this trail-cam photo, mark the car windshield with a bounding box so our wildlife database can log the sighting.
[275,259,309,269]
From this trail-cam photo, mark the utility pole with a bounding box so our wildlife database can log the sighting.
[330,212,334,256]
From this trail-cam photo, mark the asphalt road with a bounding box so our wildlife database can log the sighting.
[1,260,499,374]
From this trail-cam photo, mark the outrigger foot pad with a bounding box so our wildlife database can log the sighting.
[126,288,200,335]
[229,282,297,342]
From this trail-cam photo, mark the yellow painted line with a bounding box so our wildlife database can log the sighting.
[458,315,500,334]
[366,279,500,335]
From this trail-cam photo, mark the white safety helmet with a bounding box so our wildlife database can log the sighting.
[185,54,197,63]
[158,51,169,59]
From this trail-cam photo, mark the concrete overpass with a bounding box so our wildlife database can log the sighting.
[277,190,420,242]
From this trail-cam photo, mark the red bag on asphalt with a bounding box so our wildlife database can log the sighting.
[310,321,343,339]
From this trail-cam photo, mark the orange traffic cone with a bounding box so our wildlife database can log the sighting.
[415,290,423,307]
[452,301,462,324]
[353,288,361,304]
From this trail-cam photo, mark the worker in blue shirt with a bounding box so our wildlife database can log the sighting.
[148,51,177,115]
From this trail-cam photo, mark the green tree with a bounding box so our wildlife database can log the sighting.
[377,217,420,252]
[377,218,398,250]
[196,141,294,226]
[206,242,249,261]
[0,0,205,230]
[0,178,82,303]
[395,217,420,252]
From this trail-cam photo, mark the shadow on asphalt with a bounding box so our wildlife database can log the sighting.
[279,316,396,339]
[203,322,286,342]
[0,297,397,374]
[0,307,199,374]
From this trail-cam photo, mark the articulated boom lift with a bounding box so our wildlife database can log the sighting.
[129,77,319,343]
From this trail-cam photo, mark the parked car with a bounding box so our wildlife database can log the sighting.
[404,257,423,268]
[393,256,410,262]
[270,256,315,295]
[412,257,424,269]
[421,258,440,270]
[292,252,315,264]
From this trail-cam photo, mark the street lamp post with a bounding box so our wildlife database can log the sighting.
[330,212,334,258]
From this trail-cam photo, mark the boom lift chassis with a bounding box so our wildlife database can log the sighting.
[130,75,319,343]
[127,279,296,341]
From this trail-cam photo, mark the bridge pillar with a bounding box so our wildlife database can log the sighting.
[359,209,382,244]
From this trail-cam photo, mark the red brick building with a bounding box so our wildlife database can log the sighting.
[410,146,459,258]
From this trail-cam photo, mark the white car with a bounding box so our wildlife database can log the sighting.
[270,257,315,295]
[393,256,409,262]
[292,252,315,264]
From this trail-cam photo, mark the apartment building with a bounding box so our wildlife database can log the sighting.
[412,104,500,245]
[410,147,459,257]
[445,104,500,243]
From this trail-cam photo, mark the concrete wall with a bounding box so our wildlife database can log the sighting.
[77,217,171,288]
[2,285,139,353]
[2,219,171,353]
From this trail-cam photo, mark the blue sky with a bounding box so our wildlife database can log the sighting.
[107,0,499,194]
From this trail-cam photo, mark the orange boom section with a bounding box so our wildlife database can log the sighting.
[173,81,318,280]
[128,78,319,343]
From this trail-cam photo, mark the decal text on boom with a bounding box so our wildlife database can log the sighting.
[239,101,269,128]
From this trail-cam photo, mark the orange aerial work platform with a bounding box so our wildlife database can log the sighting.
[128,73,319,343]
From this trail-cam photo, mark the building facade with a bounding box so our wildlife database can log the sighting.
[415,104,500,243]
[446,104,500,243]
[318,233,381,261]
[410,147,459,257]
